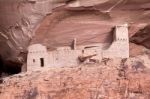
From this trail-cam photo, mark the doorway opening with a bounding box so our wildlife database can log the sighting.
[40,58,44,67]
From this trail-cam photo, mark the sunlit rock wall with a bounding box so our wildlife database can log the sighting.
[0,0,150,60]
[0,0,53,59]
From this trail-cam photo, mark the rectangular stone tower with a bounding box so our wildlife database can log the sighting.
[103,24,129,58]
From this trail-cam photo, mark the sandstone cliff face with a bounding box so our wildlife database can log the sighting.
[0,0,150,60]
[0,0,52,59]
[0,53,150,99]
[130,25,150,49]
[0,0,150,98]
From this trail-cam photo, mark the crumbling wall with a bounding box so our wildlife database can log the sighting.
[48,49,82,67]
[48,46,103,67]
[48,45,103,67]
[27,43,106,70]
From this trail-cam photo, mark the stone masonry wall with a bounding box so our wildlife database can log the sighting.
[103,24,129,58]
[27,44,49,71]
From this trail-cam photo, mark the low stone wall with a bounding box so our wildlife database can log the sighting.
[48,50,82,67]
[47,44,104,67]
[103,41,129,58]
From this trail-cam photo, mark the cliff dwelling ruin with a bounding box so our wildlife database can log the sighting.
[27,24,129,71]
[1,0,150,98]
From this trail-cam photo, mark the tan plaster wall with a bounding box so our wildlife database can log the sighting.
[103,24,129,58]
[48,44,105,67]
[27,44,49,71]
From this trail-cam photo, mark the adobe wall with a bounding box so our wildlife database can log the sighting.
[48,49,82,67]
[48,44,104,67]
[103,24,129,58]
[27,44,49,71]
[27,43,106,70]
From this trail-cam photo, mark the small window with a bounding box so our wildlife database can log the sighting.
[33,59,35,62]
[40,58,44,67]
[82,50,84,53]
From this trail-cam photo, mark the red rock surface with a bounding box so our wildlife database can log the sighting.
[0,0,150,58]
[130,25,150,49]
[0,1,150,98]
[0,54,150,98]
